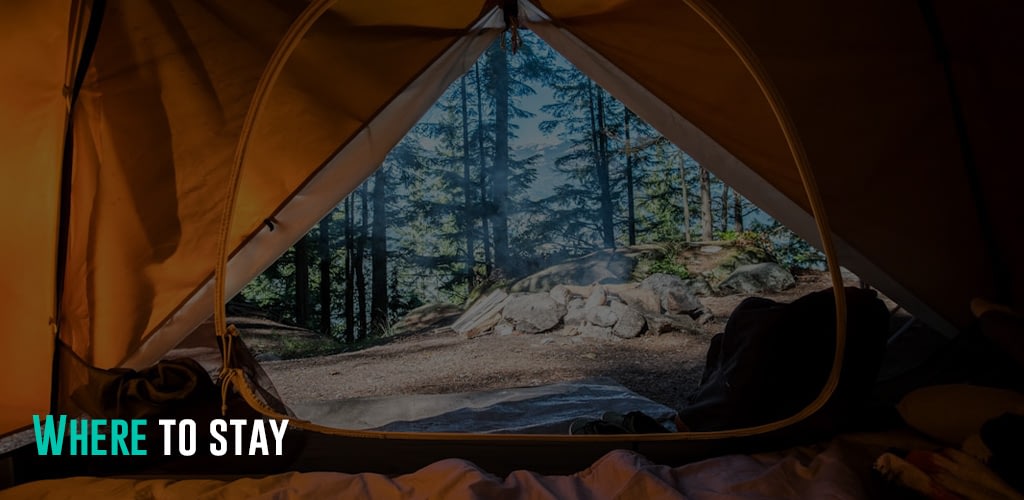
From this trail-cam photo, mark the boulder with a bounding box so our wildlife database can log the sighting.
[563,298,587,327]
[494,321,516,336]
[585,305,618,327]
[717,262,796,295]
[639,273,705,315]
[610,301,646,339]
[510,249,636,292]
[645,313,701,335]
[698,244,772,285]
[604,284,661,315]
[501,293,565,334]
[585,285,607,309]
[578,324,614,339]
[681,277,713,297]
[549,285,571,305]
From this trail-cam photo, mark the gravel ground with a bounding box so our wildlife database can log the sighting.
[260,270,861,412]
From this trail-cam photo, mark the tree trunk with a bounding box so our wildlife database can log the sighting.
[371,169,388,335]
[461,75,475,289]
[355,185,368,339]
[491,42,511,273]
[294,236,309,328]
[475,61,491,274]
[590,83,615,248]
[624,109,636,246]
[343,197,354,343]
[318,216,332,337]
[699,167,713,241]
[720,184,730,233]
[679,155,692,243]
[733,191,744,232]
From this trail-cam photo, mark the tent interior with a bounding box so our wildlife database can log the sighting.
[1,0,1022,496]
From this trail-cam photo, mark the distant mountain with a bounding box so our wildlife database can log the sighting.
[513,140,572,200]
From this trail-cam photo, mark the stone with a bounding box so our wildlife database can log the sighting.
[562,285,594,299]
[681,277,712,297]
[585,305,618,327]
[700,245,723,254]
[663,288,703,315]
[610,301,646,339]
[585,285,607,309]
[640,273,704,315]
[501,293,565,334]
[549,285,571,305]
[717,262,796,295]
[605,285,661,315]
[494,321,516,336]
[645,314,700,335]
[563,306,588,327]
[509,249,637,292]
[578,324,614,339]
[451,289,509,338]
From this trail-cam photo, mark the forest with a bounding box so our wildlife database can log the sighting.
[239,31,821,343]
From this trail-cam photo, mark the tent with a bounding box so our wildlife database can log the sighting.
[1,0,1020,475]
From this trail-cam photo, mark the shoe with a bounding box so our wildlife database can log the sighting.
[569,417,629,435]
[601,411,671,434]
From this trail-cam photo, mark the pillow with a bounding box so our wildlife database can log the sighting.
[898,384,1024,446]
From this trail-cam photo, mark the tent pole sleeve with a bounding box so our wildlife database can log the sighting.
[212,0,337,385]
[671,0,849,435]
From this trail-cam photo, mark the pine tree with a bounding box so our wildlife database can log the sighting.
[318,215,332,337]
[371,167,389,335]
[294,235,310,327]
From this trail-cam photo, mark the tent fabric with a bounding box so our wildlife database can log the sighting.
[0,0,72,435]
[0,0,1020,439]
[0,432,935,499]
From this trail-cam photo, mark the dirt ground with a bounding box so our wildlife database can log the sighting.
[260,270,866,412]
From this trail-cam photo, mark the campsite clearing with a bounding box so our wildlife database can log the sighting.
[260,270,864,413]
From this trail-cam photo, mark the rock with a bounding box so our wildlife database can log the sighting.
[452,289,509,338]
[645,314,700,335]
[717,262,796,295]
[501,293,565,334]
[549,285,571,305]
[494,321,516,336]
[578,324,614,339]
[563,305,588,327]
[610,301,646,339]
[585,286,607,309]
[702,246,771,285]
[700,245,723,254]
[639,273,705,315]
[663,289,702,315]
[605,284,661,315]
[586,306,618,327]
[562,285,594,299]
[682,277,712,296]
[510,249,637,292]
